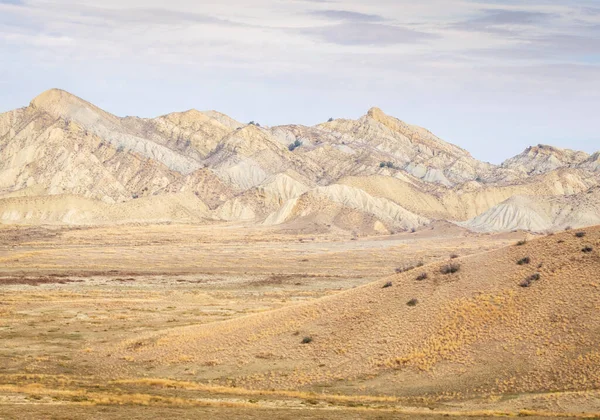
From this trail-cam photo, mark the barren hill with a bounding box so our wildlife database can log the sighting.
[109,226,600,398]
[1,89,599,232]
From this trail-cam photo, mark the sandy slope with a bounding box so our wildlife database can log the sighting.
[0,192,209,225]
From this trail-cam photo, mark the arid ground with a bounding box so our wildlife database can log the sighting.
[1,222,573,419]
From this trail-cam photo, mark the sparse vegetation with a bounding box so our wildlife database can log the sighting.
[575,232,586,238]
[379,161,395,169]
[406,298,418,307]
[517,257,531,265]
[520,273,541,288]
[582,247,593,253]
[248,121,261,127]
[450,253,459,259]
[327,118,334,122]
[516,239,527,246]
[440,263,460,275]
[288,139,303,151]
[416,273,428,281]
[382,281,393,288]
[301,336,313,344]
[395,261,424,273]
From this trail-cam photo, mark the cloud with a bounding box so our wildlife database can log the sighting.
[302,22,438,46]
[457,8,555,34]
[310,9,384,22]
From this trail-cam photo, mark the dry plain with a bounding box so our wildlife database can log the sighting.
[1,222,579,419]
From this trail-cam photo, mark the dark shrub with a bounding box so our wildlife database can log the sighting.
[288,139,303,151]
[450,254,459,259]
[516,239,527,246]
[301,336,313,344]
[517,257,531,265]
[575,232,586,238]
[520,273,540,288]
[519,279,531,288]
[383,281,393,288]
[582,247,593,253]
[440,263,460,275]
[406,298,418,307]
[416,273,428,281]
[395,261,424,274]
[328,118,334,122]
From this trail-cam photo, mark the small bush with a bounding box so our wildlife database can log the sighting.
[301,336,313,344]
[517,257,531,265]
[519,279,532,288]
[382,281,393,288]
[582,247,593,253]
[516,239,527,246]
[406,298,418,307]
[450,254,459,259]
[575,232,586,238]
[520,273,541,288]
[328,118,334,122]
[416,273,428,281]
[440,263,460,275]
[557,240,565,244]
[379,161,394,169]
[288,139,303,151]
[395,261,424,274]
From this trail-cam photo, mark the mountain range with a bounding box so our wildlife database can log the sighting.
[1,88,598,233]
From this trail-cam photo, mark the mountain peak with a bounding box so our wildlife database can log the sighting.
[366,106,386,119]
[29,88,110,123]
[31,88,81,109]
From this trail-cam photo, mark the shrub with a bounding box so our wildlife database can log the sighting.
[519,279,531,288]
[288,139,303,151]
[575,232,586,238]
[517,257,531,265]
[328,118,334,122]
[396,261,424,273]
[440,263,460,275]
[520,273,541,288]
[582,247,593,253]
[516,239,527,246]
[382,281,393,288]
[450,254,459,259]
[379,161,394,169]
[416,273,428,281]
[557,240,565,244]
[301,336,313,344]
[406,298,418,307]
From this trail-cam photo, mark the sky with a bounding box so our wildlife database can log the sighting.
[0,0,599,163]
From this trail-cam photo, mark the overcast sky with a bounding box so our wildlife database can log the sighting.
[1,0,599,163]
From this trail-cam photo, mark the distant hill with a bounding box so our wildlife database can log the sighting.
[1,88,598,232]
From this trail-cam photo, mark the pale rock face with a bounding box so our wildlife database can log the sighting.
[1,89,599,232]
[502,145,591,175]
[461,188,600,232]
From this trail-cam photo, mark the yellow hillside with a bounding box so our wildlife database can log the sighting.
[110,226,600,397]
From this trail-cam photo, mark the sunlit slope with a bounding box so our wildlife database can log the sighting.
[110,226,600,396]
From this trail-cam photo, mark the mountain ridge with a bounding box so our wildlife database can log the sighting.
[1,89,598,233]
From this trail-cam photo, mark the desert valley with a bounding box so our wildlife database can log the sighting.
[0,89,599,419]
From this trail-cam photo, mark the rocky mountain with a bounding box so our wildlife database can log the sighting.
[0,88,598,232]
